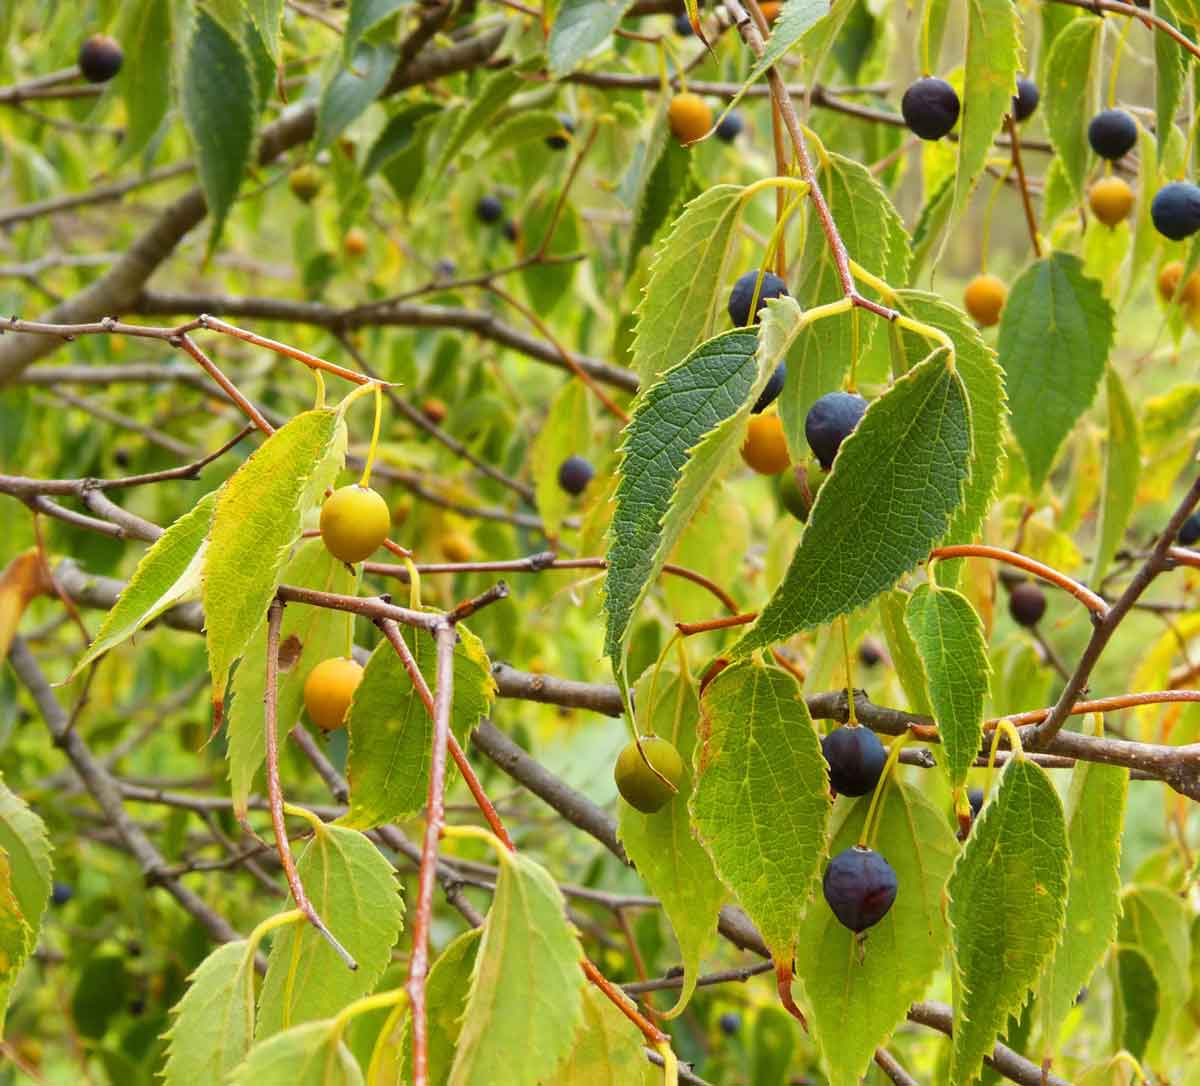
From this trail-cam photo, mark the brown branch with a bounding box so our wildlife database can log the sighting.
[1047,0,1200,62]
[1006,114,1042,258]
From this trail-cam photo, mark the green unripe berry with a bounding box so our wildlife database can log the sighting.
[319,485,390,563]
[614,736,684,813]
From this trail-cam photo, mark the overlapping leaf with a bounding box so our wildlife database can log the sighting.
[879,589,933,716]
[345,0,408,61]
[315,42,395,151]
[1043,17,1101,199]
[548,0,636,77]
[556,986,655,1085]
[231,1020,363,1085]
[115,0,172,161]
[0,850,33,1032]
[0,780,49,1029]
[1093,366,1140,584]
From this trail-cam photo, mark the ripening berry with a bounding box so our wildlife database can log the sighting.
[1088,176,1135,227]
[558,455,595,496]
[288,164,321,203]
[1087,109,1138,161]
[1156,261,1200,307]
[805,391,867,470]
[1012,77,1039,123]
[759,1,781,23]
[858,638,884,668]
[421,397,448,424]
[963,274,1007,328]
[901,77,960,141]
[740,413,791,475]
[822,725,887,796]
[303,657,363,731]
[319,485,391,563]
[440,532,475,563]
[823,846,898,932]
[344,227,368,258]
[614,736,684,813]
[668,92,714,145]
[1008,581,1047,627]
[728,270,789,327]
[776,463,813,522]
[78,34,123,83]
[1152,181,1200,241]
[546,114,576,150]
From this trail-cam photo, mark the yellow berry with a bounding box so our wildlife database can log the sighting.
[668,92,714,145]
[319,485,390,563]
[303,657,363,731]
[614,736,684,813]
[963,273,1008,328]
[740,413,791,475]
[1088,176,1135,227]
[344,227,368,257]
[440,532,475,563]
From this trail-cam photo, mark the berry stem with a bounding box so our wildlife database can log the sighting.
[402,555,422,609]
[840,616,858,725]
[928,544,1109,616]
[858,733,908,848]
[987,719,1025,771]
[358,382,384,488]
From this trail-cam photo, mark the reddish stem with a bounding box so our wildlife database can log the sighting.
[929,544,1109,617]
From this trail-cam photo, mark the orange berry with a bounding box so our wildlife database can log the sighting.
[440,532,475,563]
[421,397,448,424]
[1088,176,1135,227]
[668,92,713,146]
[740,413,791,475]
[963,273,1008,328]
[1157,260,1200,306]
[344,227,368,257]
[319,485,391,563]
[760,1,781,23]
[303,657,363,731]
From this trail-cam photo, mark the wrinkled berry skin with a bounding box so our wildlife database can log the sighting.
[476,194,503,223]
[1088,109,1137,160]
[716,112,744,142]
[805,391,868,470]
[901,77,960,140]
[546,113,576,150]
[968,787,985,818]
[1152,181,1200,241]
[752,362,786,414]
[78,34,123,83]
[728,270,789,327]
[558,455,594,496]
[1008,581,1047,627]
[822,725,887,797]
[718,1011,740,1036]
[51,882,73,906]
[823,846,898,933]
[1012,77,1039,122]
[1179,511,1200,546]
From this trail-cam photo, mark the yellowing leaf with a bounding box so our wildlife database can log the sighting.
[0,550,50,665]
[0,849,34,1033]
[556,985,656,1085]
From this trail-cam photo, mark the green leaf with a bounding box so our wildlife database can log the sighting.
[181,9,258,253]
[557,985,655,1085]
[315,43,395,152]
[0,779,50,1030]
[631,184,745,386]
[1043,16,1101,200]
[626,125,694,280]
[743,0,833,89]
[257,823,404,1036]
[530,379,592,541]
[245,0,284,62]
[879,590,933,716]
[604,302,802,666]
[618,669,725,1017]
[690,661,830,961]
[947,757,1070,1085]
[735,353,970,655]
[910,174,955,280]
[954,0,1021,220]
[363,103,442,177]
[1093,366,1141,584]
[1039,755,1128,1049]
[997,252,1115,491]
[203,410,345,717]
[448,851,584,1086]
[343,624,495,829]
[226,540,357,818]
[1156,0,1188,166]
[345,0,409,62]
[796,781,956,1086]
[232,1020,363,1085]
[163,940,256,1085]
[548,0,636,77]
[0,849,34,1032]
[114,0,172,161]
[905,585,990,790]
[72,491,218,678]
[923,0,952,72]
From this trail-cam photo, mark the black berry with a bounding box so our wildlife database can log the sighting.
[674,12,694,34]
[822,846,898,933]
[1179,510,1200,546]
[546,114,576,150]
[558,455,594,496]
[751,362,786,414]
[718,1011,740,1036]
[857,639,884,668]
[1151,181,1200,241]
[900,77,960,141]
[476,194,503,223]
[503,219,520,243]
[1012,77,1039,123]
[78,34,123,83]
[804,391,868,470]
[716,112,744,142]
[822,725,887,797]
[51,881,73,906]
[1087,109,1137,161]
[968,787,984,818]
[727,270,789,327]
[1008,581,1046,627]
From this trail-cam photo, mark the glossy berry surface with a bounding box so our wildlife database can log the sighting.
[303,657,363,732]
[901,77,960,141]
[668,92,714,145]
[728,270,789,327]
[805,391,868,470]
[1008,581,1047,627]
[476,194,503,223]
[1012,77,1039,122]
[1151,181,1200,241]
[716,112,744,142]
[752,362,786,414]
[78,34,123,83]
[740,413,790,475]
[822,846,898,933]
[822,725,887,797]
[718,1012,740,1036]
[288,165,321,203]
[963,273,1007,327]
[546,114,576,150]
[50,881,73,906]
[1089,176,1135,227]
[1087,109,1137,160]
[319,485,391,563]
[614,736,684,813]
[558,455,595,496]
[1178,510,1200,546]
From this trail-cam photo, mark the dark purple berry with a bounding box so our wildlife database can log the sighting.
[546,114,576,150]
[718,1011,740,1036]
[822,725,887,797]
[804,391,868,470]
[1179,510,1200,546]
[434,258,456,279]
[476,194,503,223]
[1151,181,1200,241]
[1088,109,1138,161]
[674,12,694,35]
[968,787,984,818]
[857,638,884,668]
[1012,77,1039,123]
[727,270,788,327]
[78,34,123,83]
[1008,581,1046,627]
[901,77,960,141]
[51,881,73,905]
[716,112,744,142]
[751,362,786,414]
[823,846,898,932]
[558,455,594,496]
